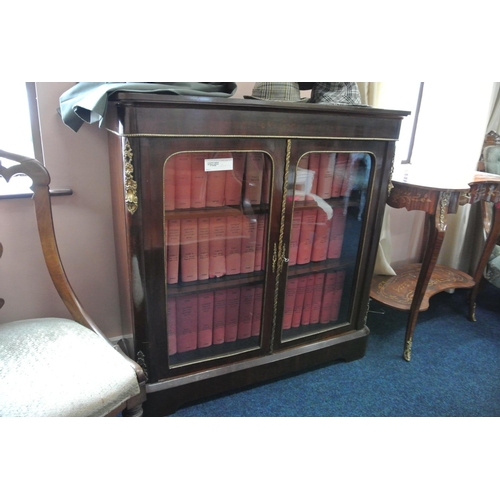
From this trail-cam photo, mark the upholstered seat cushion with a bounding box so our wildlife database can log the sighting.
[0,318,141,417]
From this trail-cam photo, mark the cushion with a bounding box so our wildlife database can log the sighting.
[0,318,140,417]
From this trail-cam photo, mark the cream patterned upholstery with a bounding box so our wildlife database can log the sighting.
[0,318,141,417]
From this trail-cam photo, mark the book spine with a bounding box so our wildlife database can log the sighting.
[164,157,176,211]
[311,208,331,262]
[237,285,256,339]
[261,214,268,270]
[174,153,192,209]
[180,218,198,282]
[317,153,336,199]
[251,284,263,337]
[206,152,229,207]
[176,294,198,352]
[240,215,257,273]
[301,274,316,326]
[244,152,264,205]
[331,270,345,322]
[224,152,245,205]
[288,211,302,266]
[331,153,349,198]
[261,156,271,205]
[296,209,317,265]
[190,152,208,208]
[225,215,243,275]
[327,206,347,259]
[310,273,325,325]
[292,276,308,328]
[167,296,177,355]
[319,272,336,324]
[213,289,226,344]
[209,217,227,278]
[254,214,266,272]
[282,277,298,330]
[197,291,214,348]
[166,219,180,284]
[198,217,210,281]
[225,287,241,342]
[307,153,321,195]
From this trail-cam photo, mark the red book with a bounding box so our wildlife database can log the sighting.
[320,272,336,324]
[261,157,271,204]
[224,152,245,205]
[225,215,243,275]
[307,153,321,195]
[254,214,266,272]
[310,273,325,325]
[166,219,180,285]
[288,211,302,266]
[261,215,268,270]
[206,152,229,207]
[317,153,336,199]
[209,217,227,278]
[331,153,349,198]
[197,292,214,348]
[311,209,331,262]
[237,286,256,339]
[176,294,198,353]
[292,276,308,328]
[164,157,176,211]
[180,218,198,282]
[327,206,347,259]
[341,154,359,197]
[240,215,258,273]
[191,153,208,208]
[331,270,345,322]
[244,152,264,205]
[296,209,317,265]
[301,275,316,326]
[225,287,241,342]
[213,290,226,344]
[197,218,210,281]
[294,155,309,201]
[174,153,192,209]
[282,277,298,330]
[251,284,263,337]
[167,296,177,355]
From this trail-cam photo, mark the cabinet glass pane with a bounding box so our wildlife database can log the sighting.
[163,150,271,366]
[282,151,372,342]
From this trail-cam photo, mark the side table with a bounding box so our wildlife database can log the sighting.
[369,169,496,361]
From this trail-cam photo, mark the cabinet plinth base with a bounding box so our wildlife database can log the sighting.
[370,263,475,312]
[143,329,369,416]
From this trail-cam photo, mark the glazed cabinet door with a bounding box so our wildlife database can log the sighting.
[128,137,286,382]
[274,138,394,349]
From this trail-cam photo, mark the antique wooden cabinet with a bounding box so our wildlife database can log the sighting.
[106,93,409,416]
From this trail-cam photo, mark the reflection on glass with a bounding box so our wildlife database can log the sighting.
[282,151,372,342]
[163,151,271,366]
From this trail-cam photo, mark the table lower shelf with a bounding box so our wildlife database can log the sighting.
[370,263,475,311]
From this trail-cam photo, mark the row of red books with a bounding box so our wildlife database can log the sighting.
[166,214,268,284]
[289,206,347,265]
[297,152,370,200]
[167,284,264,354]
[164,151,270,210]
[283,270,346,330]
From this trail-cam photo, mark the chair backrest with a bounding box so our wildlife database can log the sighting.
[0,150,103,336]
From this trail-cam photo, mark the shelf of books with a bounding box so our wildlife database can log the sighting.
[163,150,272,367]
[281,151,372,342]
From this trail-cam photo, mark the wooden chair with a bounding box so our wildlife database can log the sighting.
[468,132,500,321]
[0,150,146,416]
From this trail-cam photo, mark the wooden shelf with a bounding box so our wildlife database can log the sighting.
[370,263,475,312]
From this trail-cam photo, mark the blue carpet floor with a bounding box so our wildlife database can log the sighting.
[170,281,500,417]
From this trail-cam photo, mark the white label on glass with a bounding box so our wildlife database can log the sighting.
[204,158,233,172]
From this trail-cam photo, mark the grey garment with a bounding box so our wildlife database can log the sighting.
[59,82,237,132]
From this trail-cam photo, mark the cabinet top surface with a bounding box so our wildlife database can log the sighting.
[106,93,410,141]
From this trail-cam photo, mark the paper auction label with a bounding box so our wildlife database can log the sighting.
[204,158,233,172]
